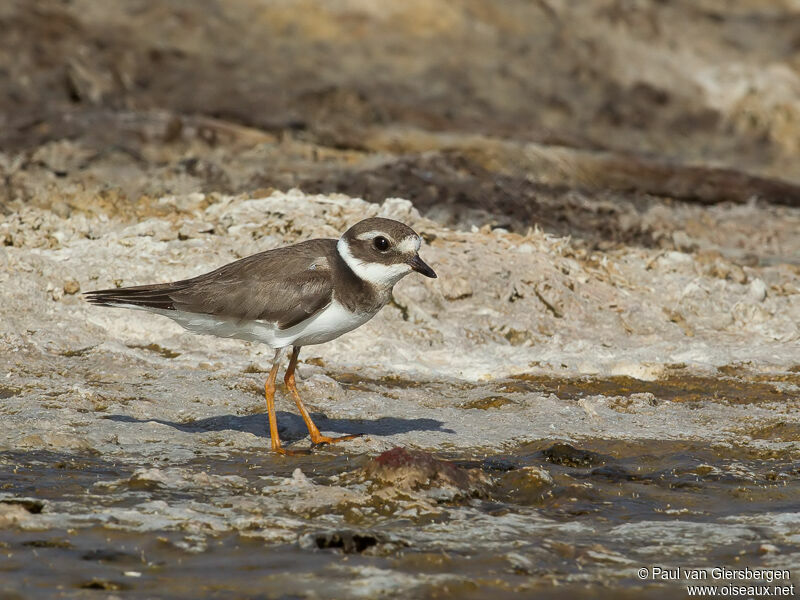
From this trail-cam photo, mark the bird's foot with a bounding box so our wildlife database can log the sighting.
[310,433,364,447]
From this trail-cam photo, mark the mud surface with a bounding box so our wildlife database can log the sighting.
[2,1,800,598]
[2,436,798,600]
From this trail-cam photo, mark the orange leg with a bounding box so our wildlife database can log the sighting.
[264,352,286,454]
[284,346,362,446]
[264,348,307,455]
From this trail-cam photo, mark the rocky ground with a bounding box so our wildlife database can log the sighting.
[1,191,798,598]
[1,1,799,599]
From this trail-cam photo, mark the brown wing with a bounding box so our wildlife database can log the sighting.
[85,239,336,329]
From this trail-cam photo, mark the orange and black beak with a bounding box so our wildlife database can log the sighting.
[408,254,437,278]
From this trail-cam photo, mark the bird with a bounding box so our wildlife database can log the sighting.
[85,217,437,454]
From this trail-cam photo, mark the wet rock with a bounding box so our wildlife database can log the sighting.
[544,540,577,560]
[0,504,34,528]
[273,468,368,516]
[541,443,606,468]
[78,579,128,591]
[285,468,312,488]
[748,422,800,443]
[578,544,635,565]
[506,552,535,575]
[519,465,553,486]
[299,530,383,554]
[364,447,488,497]
[588,465,640,482]
[482,457,518,472]
[127,468,172,490]
[0,498,45,514]
[759,543,779,555]
[495,466,554,505]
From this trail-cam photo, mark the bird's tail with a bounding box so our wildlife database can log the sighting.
[84,283,180,311]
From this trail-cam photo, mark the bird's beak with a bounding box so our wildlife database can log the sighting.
[408,254,437,278]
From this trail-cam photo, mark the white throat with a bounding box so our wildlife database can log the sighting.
[337,238,412,288]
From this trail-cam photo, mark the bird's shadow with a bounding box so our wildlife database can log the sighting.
[105,411,455,442]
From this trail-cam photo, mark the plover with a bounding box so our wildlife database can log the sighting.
[85,217,437,454]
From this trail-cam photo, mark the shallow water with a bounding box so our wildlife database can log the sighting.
[2,434,798,599]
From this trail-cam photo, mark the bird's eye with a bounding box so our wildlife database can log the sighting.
[373,236,390,251]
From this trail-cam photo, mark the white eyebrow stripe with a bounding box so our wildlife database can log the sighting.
[398,236,421,253]
[355,231,395,242]
[337,238,411,287]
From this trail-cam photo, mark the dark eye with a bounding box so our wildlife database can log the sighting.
[373,236,390,251]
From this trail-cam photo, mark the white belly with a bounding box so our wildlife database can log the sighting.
[281,300,378,346]
[135,300,378,348]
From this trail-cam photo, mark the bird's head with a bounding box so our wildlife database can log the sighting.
[337,217,437,288]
